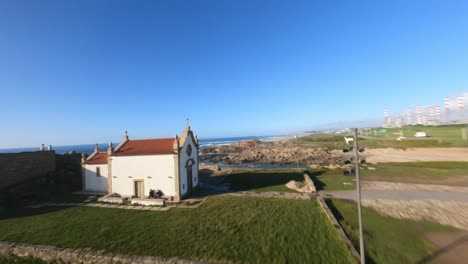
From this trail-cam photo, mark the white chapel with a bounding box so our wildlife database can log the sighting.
[81,125,199,202]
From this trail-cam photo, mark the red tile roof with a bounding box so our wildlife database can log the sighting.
[113,138,176,156]
[84,152,108,164]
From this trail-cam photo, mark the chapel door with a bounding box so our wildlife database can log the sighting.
[187,165,193,192]
[134,180,144,198]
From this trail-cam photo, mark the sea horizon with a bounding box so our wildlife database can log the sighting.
[0,134,300,155]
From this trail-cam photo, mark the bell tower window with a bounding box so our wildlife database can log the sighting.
[186,144,192,156]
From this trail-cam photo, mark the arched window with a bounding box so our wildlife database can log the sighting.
[186,144,192,156]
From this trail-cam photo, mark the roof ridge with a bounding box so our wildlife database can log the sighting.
[128,137,176,141]
[112,137,176,156]
[83,152,108,165]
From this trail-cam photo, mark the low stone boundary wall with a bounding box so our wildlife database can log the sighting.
[98,195,126,204]
[221,191,314,200]
[316,196,360,263]
[131,198,165,206]
[0,241,211,264]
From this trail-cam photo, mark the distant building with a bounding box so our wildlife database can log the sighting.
[415,132,427,138]
[81,125,199,202]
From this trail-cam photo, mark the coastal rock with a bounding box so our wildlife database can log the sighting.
[200,139,345,166]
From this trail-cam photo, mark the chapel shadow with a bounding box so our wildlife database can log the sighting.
[190,168,326,199]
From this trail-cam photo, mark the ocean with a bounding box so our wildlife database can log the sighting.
[0,135,289,155]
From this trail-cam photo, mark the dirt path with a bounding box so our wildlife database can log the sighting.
[365,148,468,163]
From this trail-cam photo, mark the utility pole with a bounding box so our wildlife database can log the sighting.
[353,128,365,264]
[343,129,366,263]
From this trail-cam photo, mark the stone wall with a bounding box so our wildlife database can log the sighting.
[0,241,211,264]
[0,151,56,190]
[317,196,360,263]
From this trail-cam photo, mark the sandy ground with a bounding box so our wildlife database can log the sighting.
[365,148,468,163]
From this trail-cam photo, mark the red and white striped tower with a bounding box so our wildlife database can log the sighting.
[458,96,465,122]
[434,105,441,124]
[445,97,450,123]
[429,106,435,123]
[384,109,389,126]
[416,105,422,124]
[406,108,412,125]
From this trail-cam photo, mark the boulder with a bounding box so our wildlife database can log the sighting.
[285,174,316,193]
[286,180,305,190]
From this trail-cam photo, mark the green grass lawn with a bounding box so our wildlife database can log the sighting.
[327,199,457,264]
[360,161,468,183]
[223,168,357,192]
[313,171,356,191]
[295,124,468,149]
[294,134,350,149]
[224,169,307,192]
[0,196,354,264]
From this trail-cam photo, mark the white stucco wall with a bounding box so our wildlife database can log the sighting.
[110,154,176,197]
[84,164,108,193]
[179,133,199,196]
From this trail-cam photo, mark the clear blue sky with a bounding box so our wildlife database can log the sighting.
[1,0,468,148]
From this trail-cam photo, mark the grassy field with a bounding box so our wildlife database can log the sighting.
[222,162,468,193]
[224,169,306,192]
[313,171,356,191]
[295,124,468,149]
[360,161,468,183]
[327,199,457,264]
[310,162,468,191]
[365,124,468,139]
[0,196,354,263]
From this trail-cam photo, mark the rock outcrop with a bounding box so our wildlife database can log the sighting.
[200,140,345,167]
[286,174,316,193]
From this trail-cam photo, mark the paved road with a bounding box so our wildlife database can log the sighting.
[320,190,468,202]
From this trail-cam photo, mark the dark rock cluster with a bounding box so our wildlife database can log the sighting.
[200,140,344,167]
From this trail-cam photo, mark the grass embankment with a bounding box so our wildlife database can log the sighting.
[311,162,468,191]
[295,124,468,149]
[224,169,306,192]
[0,196,354,263]
[328,199,457,264]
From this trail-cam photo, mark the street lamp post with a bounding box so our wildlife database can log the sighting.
[344,128,365,263]
[353,128,365,264]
